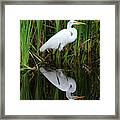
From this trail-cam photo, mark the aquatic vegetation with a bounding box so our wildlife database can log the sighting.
[20,20,100,100]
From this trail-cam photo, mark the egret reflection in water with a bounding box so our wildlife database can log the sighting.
[40,67,85,100]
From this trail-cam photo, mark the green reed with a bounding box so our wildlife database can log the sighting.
[20,20,100,100]
[20,20,33,66]
[20,20,100,67]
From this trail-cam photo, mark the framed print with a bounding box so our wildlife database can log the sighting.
[0,0,120,119]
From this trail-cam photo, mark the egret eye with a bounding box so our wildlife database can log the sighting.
[71,25,74,28]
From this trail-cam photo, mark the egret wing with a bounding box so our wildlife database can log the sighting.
[40,29,71,51]
[40,67,70,91]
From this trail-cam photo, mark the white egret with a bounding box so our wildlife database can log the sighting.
[40,20,85,52]
[40,67,85,100]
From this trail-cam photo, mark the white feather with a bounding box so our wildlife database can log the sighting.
[40,20,77,52]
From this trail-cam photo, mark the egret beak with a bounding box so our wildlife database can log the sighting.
[74,21,86,25]
[74,96,85,100]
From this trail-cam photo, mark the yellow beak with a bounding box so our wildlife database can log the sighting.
[74,21,86,25]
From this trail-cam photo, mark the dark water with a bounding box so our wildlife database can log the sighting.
[20,65,100,100]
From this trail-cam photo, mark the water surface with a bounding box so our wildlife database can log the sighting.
[20,65,100,100]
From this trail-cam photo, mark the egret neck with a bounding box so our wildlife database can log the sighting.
[69,28,77,42]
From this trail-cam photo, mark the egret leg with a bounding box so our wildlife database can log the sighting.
[54,43,61,57]
[47,49,53,53]
[54,43,62,66]
[58,43,64,51]
[57,43,62,66]
[58,43,61,51]
[56,72,60,85]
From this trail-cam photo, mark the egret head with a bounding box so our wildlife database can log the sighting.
[66,91,85,100]
[67,20,85,29]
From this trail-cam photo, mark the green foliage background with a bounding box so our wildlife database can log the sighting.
[20,20,100,100]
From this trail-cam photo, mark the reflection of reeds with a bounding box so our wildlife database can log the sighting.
[20,20,100,100]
